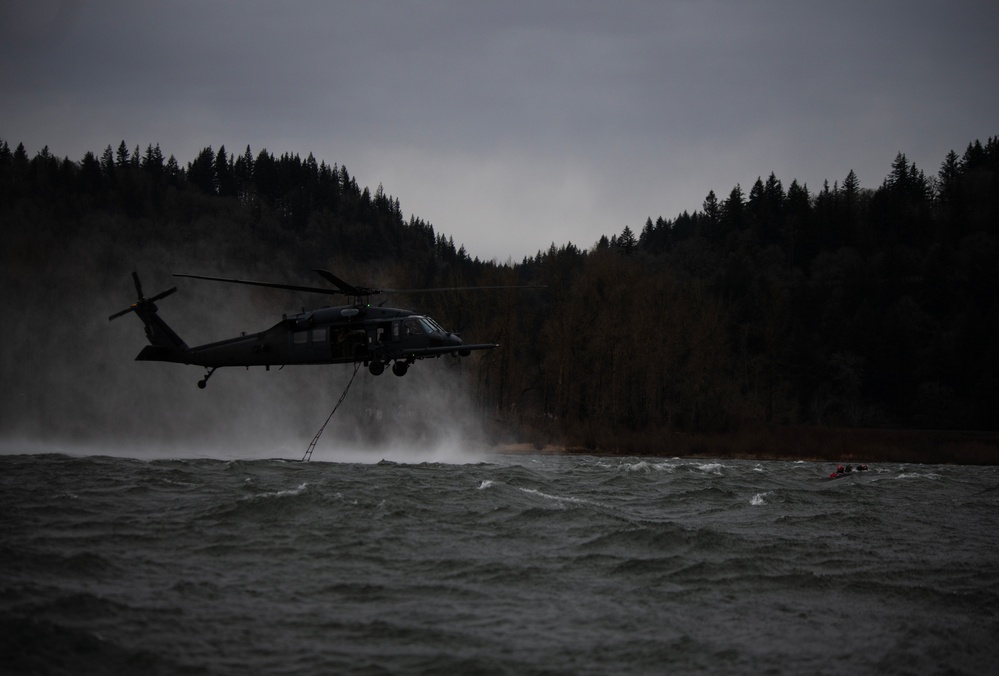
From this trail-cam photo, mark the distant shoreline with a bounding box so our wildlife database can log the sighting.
[494,427,999,465]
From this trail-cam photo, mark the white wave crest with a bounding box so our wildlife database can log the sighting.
[518,487,602,509]
[895,472,941,481]
[623,460,676,474]
[254,482,308,500]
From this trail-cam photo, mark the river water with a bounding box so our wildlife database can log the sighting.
[2,449,997,674]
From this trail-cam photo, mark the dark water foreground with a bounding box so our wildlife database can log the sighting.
[2,450,997,675]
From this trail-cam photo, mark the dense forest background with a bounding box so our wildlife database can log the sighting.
[2,136,997,455]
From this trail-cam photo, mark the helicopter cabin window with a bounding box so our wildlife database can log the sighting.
[294,328,327,346]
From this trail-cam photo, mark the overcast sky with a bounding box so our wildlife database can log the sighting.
[2,1,996,262]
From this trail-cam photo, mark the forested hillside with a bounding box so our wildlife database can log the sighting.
[2,136,997,455]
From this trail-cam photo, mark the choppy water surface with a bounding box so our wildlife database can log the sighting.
[2,450,997,674]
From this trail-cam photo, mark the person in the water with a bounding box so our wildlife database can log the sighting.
[829,463,869,478]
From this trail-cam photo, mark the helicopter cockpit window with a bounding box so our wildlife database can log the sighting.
[417,317,438,334]
[404,319,426,336]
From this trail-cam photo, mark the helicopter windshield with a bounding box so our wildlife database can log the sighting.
[403,316,446,336]
[418,317,441,334]
[425,317,448,333]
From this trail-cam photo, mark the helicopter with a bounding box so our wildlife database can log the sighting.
[109,270,508,388]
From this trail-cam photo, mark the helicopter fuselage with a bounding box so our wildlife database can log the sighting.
[140,304,486,370]
[110,271,503,387]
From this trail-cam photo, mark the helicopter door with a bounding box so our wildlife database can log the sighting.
[332,326,367,359]
[374,321,397,345]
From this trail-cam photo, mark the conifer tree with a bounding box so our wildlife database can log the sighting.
[617,225,637,255]
[187,146,215,194]
[115,140,130,167]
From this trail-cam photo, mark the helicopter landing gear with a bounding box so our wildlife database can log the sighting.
[198,367,217,389]
[368,359,410,376]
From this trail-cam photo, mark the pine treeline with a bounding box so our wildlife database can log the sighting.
[2,137,997,451]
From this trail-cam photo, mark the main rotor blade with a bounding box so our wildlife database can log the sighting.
[312,270,379,297]
[382,285,547,295]
[174,271,545,299]
[311,270,541,296]
[172,273,344,296]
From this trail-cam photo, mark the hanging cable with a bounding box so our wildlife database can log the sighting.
[302,362,362,462]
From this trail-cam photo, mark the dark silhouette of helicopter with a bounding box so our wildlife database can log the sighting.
[109,270,512,388]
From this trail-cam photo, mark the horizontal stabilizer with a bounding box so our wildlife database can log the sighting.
[136,345,184,362]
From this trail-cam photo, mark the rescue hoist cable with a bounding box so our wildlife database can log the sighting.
[302,361,362,462]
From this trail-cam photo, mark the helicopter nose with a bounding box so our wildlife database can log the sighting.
[440,332,460,347]
[446,332,471,356]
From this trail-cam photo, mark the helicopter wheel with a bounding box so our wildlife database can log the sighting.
[197,367,217,389]
[392,361,409,377]
[369,360,385,376]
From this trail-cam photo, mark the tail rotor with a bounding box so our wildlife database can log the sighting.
[108,271,177,321]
